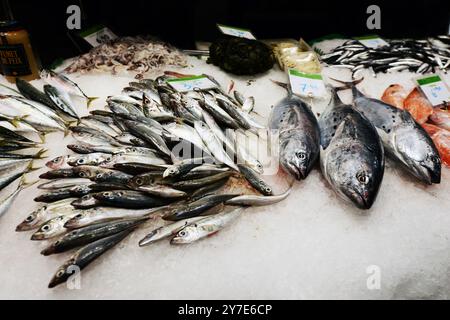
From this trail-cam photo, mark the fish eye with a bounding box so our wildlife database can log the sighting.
[103,192,111,197]
[265,187,272,192]
[179,231,186,237]
[56,270,65,278]
[42,224,51,232]
[25,214,35,222]
[96,173,103,179]
[77,159,85,164]
[79,172,87,178]
[82,195,90,200]
[296,152,307,160]
[135,178,143,185]
[52,158,59,163]
[54,240,61,246]
[75,214,83,219]
[356,171,369,184]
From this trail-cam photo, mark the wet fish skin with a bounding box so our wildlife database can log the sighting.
[113,162,168,175]
[163,193,238,221]
[319,99,385,209]
[30,213,79,240]
[92,190,170,209]
[137,185,187,198]
[350,86,441,184]
[225,185,292,206]
[43,84,79,119]
[16,198,77,231]
[41,218,145,256]
[71,194,101,209]
[139,217,204,246]
[64,207,155,229]
[34,185,92,203]
[238,165,272,196]
[168,171,233,190]
[48,229,133,288]
[269,82,320,180]
[171,208,242,244]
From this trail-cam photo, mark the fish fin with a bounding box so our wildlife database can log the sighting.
[34,148,48,159]
[10,115,28,128]
[86,97,99,108]
[270,79,292,95]
[39,133,46,143]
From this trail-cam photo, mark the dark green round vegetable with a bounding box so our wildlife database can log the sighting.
[208,37,274,75]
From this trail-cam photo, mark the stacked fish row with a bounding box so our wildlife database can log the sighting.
[320,36,450,78]
[16,72,291,288]
[0,71,98,218]
[268,76,441,210]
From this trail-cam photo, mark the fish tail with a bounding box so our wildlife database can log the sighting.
[38,133,46,144]
[17,175,39,190]
[270,79,292,94]
[10,116,28,128]
[86,96,99,108]
[34,148,48,159]
[26,160,41,172]
[329,77,364,89]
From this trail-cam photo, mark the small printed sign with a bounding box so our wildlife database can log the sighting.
[217,24,256,40]
[354,35,389,49]
[166,75,218,92]
[288,69,327,98]
[79,25,117,47]
[416,74,450,107]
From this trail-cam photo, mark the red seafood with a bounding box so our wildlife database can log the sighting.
[403,88,433,124]
[381,84,408,109]
[429,108,450,131]
[422,123,450,167]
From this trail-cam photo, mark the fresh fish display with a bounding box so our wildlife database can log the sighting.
[319,85,385,209]
[320,37,450,76]
[43,85,80,120]
[269,81,320,180]
[334,79,441,184]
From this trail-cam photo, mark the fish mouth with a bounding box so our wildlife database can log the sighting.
[30,233,45,241]
[283,162,307,180]
[346,189,373,210]
[413,163,441,185]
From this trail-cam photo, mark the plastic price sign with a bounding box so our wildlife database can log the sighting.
[166,75,218,93]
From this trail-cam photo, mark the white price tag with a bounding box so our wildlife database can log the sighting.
[416,74,450,107]
[80,25,117,47]
[217,24,256,40]
[288,69,327,98]
[354,35,389,49]
[166,75,218,93]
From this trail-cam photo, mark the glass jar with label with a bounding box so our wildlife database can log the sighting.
[0,0,40,82]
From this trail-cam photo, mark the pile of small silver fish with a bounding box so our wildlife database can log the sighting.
[0,70,98,221]
[320,36,450,78]
[64,36,188,79]
[16,72,293,288]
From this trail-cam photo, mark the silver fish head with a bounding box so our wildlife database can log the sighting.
[48,259,76,288]
[16,206,46,231]
[327,148,383,210]
[280,139,315,180]
[170,225,199,244]
[30,217,62,240]
[395,126,441,184]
